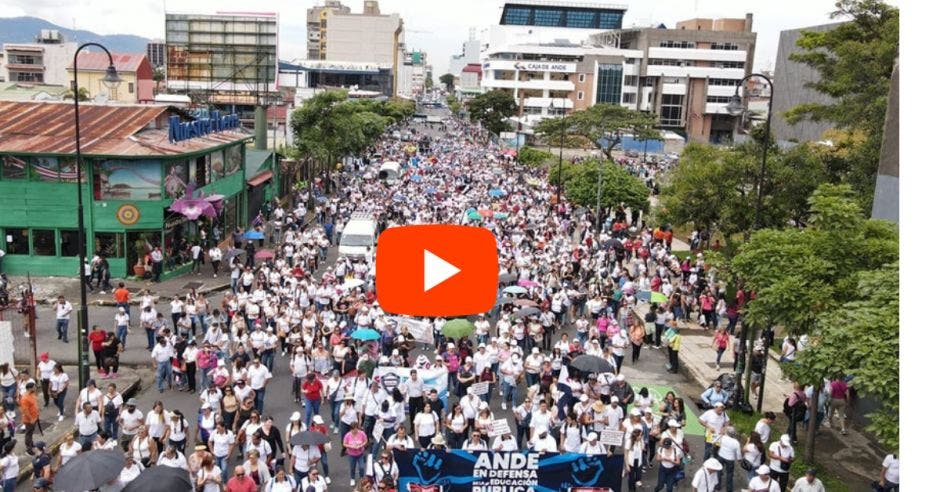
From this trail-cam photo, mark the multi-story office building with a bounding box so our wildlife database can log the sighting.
[592,15,757,143]
[165,12,278,103]
[449,30,481,76]
[304,1,403,94]
[146,39,166,69]
[480,1,634,124]
[0,30,75,86]
[306,0,352,60]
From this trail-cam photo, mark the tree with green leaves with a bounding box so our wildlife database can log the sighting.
[517,146,552,167]
[65,86,90,101]
[563,104,659,162]
[730,183,898,459]
[658,135,831,250]
[467,91,518,135]
[785,0,898,212]
[290,90,392,184]
[550,159,649,214]
[439,73,456,91]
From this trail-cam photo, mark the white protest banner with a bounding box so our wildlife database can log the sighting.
[600,429,624,447]
[373,365,450,406]
[391,316,433,345]
[470,382,490,396]
[490,418,511,437]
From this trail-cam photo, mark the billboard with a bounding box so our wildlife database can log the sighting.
[165,12,278,95]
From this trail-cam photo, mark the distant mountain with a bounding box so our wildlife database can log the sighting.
[0,16,150,54]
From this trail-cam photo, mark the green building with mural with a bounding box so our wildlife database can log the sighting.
[0,100,274,278]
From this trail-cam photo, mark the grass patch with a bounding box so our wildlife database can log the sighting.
[727,410,850,492]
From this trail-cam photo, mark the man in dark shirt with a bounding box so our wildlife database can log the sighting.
[425,389,445,419]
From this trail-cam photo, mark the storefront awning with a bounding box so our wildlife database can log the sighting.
[247,170,273,187]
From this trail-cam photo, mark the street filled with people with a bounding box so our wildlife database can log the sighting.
[1,110,872,492]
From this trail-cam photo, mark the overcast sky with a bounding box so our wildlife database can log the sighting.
[3,0,898,74]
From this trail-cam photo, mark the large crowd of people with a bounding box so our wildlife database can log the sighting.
[2,111,886,492]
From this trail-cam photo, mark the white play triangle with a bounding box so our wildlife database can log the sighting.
[424,249,461,292]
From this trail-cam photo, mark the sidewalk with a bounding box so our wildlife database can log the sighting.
[12,367,143,484]
[7,270,230,307]
[631,301,882,488]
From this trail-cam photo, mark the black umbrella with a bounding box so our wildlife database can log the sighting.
[290,430,331,446]
[494,297,515,306]
[498,273,519,284]
[570,354,614,374]
[52,449,125,492]
[123,465,192,492]
[602,239,624,250]
[511,306,541,319]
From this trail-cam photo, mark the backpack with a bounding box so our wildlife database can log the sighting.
[104,396,119,419]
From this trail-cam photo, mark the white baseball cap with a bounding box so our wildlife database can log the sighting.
[587,432,598,441]
[757,465,771,475]
[312,415,324,424]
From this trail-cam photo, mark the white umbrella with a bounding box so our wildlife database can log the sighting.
[343,278,365,290]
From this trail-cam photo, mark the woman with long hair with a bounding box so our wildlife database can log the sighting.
[145,401,170,455]
[242,449,271,490]
[167,410,189,453]
[220,386,239,430]
[742,430,765,482]
[625,428,645,491]
[444,403,467,450]
[0,441,18,492]
[48,364,69,421]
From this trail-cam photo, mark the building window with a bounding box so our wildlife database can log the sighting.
[533,8,563,26]
[8,54,41,64]
[660,94,684,126]
[577,91,584,101]
[712,61,745,69]
[642,77,656,87]
[503,6,532,25]
[648,59,688,67]
[5,229,29,255]
[596,63,623,104]
[566,11,596,28]
[60,230,81,258]
[14,72,43,82]
[578,73,586,83]
[659,40,696,49]
[711,42,739,50]
[708,78,739,86]
[706,95,732,103]
[622,93,637,104]
[598,12,623,29]
[623,75,638,86]
[128,82,135,94]
[94,233,125,259]
[1,156,27,180]
[32,230,56,256]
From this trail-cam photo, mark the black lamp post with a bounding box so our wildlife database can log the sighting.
[72,43,122,388]
[726,73,774,411]
[549,99,567,211]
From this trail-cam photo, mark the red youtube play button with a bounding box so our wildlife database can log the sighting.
[376,225,498,317]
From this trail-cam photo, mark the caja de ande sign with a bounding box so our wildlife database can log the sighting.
[168,111,241,143]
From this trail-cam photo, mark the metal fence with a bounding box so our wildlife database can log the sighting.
[0,305,34,368]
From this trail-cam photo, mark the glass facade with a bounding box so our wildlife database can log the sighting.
[500,5,623,29]
[660,94,685,127]
[596,64,623,104]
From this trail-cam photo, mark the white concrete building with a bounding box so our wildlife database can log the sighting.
[0,30,76,86]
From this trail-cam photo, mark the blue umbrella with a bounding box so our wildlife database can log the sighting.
[502,286,527,295]
[488,188,506,198]
[244,231,264,240]
[350,328,381,341]
[424,186,438,194]
[410,174,423,183]
[393,193,406,202]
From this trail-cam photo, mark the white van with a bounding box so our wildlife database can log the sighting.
[338,213,377,259]
[378,161,402,185]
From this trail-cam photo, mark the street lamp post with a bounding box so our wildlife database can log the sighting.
[726,73,774,411]
[72,43,122,389]
[549,99,567,212]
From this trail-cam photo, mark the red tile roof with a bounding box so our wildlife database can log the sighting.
[0,101,251,157]
[69,52,147,73]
